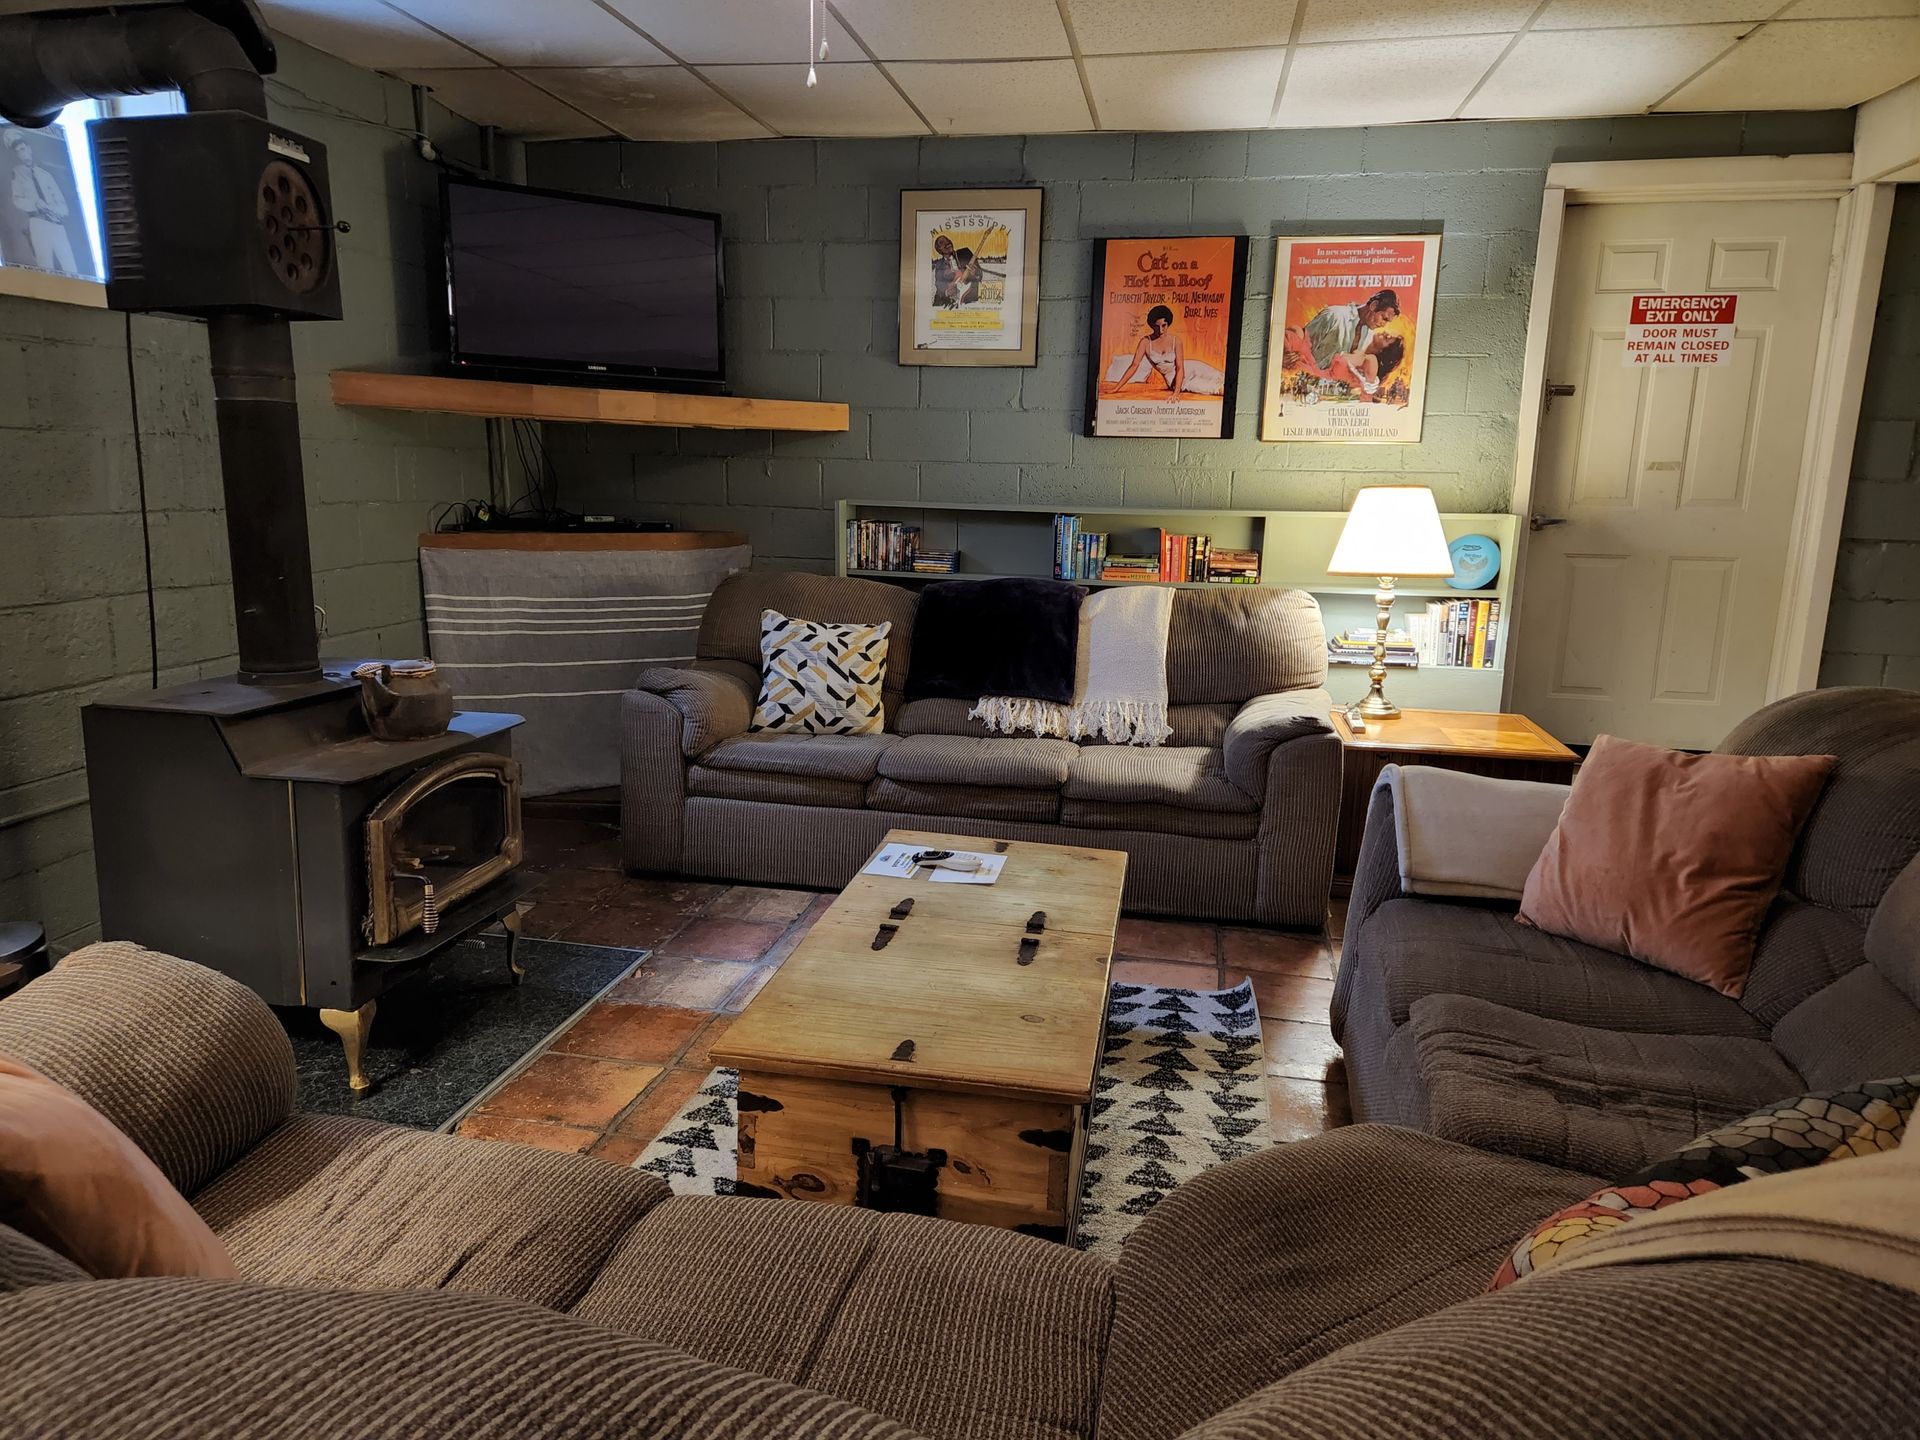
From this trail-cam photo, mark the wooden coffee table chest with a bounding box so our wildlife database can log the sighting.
[712,829,1126,1241]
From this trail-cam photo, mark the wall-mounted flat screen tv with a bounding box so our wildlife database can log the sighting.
[441,176,724,388]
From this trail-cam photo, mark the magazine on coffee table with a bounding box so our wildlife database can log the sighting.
[860,842,1006,884]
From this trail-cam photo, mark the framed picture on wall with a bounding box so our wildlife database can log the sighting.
[0,121,97,280]
[1261,234,1441,444]
[1083,235,1249,440]
[897,187,1043,367]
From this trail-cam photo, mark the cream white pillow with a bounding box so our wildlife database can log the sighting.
[751,608,890,736]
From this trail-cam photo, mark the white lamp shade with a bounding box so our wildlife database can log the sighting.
[1327,485,1456,578]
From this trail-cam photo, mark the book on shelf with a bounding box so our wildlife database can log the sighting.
[1053,515,1119,581]
[1052,516,1243,584]
[846,519,921,573]
[1405,598,1502,668]
[910,550,958,574]
[1100,555,1161,582]
[1328,626,1420,668]
[1206,548,1261,584]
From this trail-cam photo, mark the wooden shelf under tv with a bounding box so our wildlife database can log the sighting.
[329,370,850,433]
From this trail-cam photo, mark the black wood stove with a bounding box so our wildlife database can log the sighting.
[1,3,544,1091]
[82,671,532,1091]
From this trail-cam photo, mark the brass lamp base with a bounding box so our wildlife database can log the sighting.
[1353,574,1403,720]
[1352,688,1402,719]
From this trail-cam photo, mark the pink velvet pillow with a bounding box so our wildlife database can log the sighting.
[1517,735,1834,998]
[0,1053,236,1279]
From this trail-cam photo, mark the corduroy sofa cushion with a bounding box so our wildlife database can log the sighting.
[0,1222,91,1294]
[1184,1257,1920,1440]
[1059,799,1258,840]
[702,732,899,782]
[0,943,296,1197]
[193,1113,669,1308]
[1166,587,1327,705]
[1064,746,1257,814]
[877,735,1077,789]
[1357,898,1764,1037]
[1717,685,1920,918]
[571,1195,1111,1440]
[0,1277,928,1440]
[689,766,869,809]
[1100,1126,1600,1440]
[1394,994,1802,1175]
[867,779,1061,824]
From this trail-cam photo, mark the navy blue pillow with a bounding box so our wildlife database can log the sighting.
[903,578,1084,704]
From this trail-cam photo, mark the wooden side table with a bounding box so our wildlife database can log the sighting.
[1329,708,1580,881]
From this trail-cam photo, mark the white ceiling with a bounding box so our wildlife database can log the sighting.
[254,0,1920,140]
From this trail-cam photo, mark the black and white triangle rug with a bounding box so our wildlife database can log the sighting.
[632,980,1272,1259]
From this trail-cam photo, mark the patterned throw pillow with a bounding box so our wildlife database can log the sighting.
[1490,1074,1918,1290]
[751,608,890,736]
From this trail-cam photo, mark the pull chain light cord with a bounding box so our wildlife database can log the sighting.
[806,0,828,87]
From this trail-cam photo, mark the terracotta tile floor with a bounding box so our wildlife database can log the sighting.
[458,805,1350,1159]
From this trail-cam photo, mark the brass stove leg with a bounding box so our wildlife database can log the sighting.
[319,1001,377,1093]
[503,901,531,984]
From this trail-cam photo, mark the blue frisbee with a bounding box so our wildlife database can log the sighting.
[1446,534,1501,590]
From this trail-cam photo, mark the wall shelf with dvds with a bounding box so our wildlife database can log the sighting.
[834,500,1520,714]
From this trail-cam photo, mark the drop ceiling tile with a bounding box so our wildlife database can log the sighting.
[386,0,671,66]
[534,66,774,140]
[1780,0,1919,15]
[1664,17,1920,107]
[259,0,479,69]
[1297,0,1535,44]
[700,63,926,136]
[890,60,1092,133]
[1534,0,1776,25]
[1063,0,1299,54]
[1084,48,1286,130]
[831,0,1072,59]
[394,67,608,138]
[1463,25,1746,118]
[1280,34,1509,126]
[602,0,860,64]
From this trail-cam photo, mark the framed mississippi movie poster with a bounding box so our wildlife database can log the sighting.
[898,188,1043,367]
[1085,235,1249,439]
[1261,234,1441,444]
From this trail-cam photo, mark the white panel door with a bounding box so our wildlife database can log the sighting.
[1511,197,1838,749]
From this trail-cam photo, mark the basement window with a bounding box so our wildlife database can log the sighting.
[0,91,181,303]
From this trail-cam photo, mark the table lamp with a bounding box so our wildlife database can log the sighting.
[1328,485,1456,719]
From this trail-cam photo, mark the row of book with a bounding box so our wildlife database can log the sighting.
[1327,599,1504,670]
[1051,515,1262,584]
[846,520,920,573]
[1413,598,1502,668]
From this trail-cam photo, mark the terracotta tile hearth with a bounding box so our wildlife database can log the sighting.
[458,808,1350,1159]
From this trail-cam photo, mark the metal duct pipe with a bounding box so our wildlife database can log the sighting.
[0,4,271,126]
[206,317,321,679]
[0,2,325,683]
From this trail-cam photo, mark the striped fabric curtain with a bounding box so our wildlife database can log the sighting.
[420,541,751,795]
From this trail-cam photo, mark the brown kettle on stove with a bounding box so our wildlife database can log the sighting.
[353,660,453,741]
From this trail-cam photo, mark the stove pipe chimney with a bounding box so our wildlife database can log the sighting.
[0,1,326,683]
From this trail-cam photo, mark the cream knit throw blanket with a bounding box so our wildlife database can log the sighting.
[971,586,1174,746]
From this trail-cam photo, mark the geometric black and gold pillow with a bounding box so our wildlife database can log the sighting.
[750,607,890,736]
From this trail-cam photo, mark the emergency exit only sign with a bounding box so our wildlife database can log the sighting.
[1623,294,1737,366]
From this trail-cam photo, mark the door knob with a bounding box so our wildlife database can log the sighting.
[1530,515,1568,531]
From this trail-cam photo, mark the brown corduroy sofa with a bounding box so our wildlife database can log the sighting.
[2,941,1916,1438]
[621,571,1341,927]
[1332,686,1920,1175]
